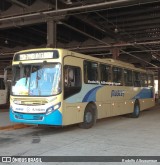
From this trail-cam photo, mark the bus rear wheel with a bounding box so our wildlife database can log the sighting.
[132,100,140,118]
[79,103,97,129]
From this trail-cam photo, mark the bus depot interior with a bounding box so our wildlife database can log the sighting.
[1,0,160,161]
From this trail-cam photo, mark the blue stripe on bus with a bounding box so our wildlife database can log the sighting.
[133,88,153,99]
[9,108,62,126]
[82,86,102,102]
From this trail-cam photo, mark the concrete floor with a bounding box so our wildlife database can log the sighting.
[0,111,13,127]
[0,105,160,164]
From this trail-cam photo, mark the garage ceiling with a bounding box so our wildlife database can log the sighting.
[1,0,160,70]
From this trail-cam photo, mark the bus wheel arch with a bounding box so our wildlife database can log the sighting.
[132,99,140,118]
[79,102,97,129]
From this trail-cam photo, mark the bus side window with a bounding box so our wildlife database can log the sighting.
[124,69,133,86]
[141,73,148,87]
[100,64,111,85]
[133,71,141,87]
[64,65,81,99]
[148,74,154,87]
[84,61,99,84]
[112,67,123,85]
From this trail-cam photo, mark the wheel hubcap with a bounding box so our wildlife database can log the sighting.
[135,105,139,115]
[85,112,92,123]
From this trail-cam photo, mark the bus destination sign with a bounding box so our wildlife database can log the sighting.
[14,50,59,61]
[19,52,54,60]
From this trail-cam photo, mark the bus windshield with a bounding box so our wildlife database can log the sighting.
[11,63,61,96]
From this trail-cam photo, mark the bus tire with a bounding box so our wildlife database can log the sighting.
[79,103,97,129]
[132,100,140,118]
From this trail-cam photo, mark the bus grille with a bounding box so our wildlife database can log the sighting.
[14,99,47,105]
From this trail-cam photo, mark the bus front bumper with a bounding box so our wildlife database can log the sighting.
[9,108,62,126]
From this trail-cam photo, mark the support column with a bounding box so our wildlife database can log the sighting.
[111,48,119,59]
[47,20,57,48]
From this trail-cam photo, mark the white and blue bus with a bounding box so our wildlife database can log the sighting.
[10,48,155,128]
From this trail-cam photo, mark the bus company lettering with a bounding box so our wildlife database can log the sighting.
[88,80,100,84]
[15,108,23,111]
[101,81,121,86]
[15,107,45,113]
[31,108,46,112]
[111,90,125,97]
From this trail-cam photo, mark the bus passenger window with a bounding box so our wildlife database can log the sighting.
[64,65,81,99]
[100,64,111,85]
[141,73,148,87]
[148,74,154,87]
[124,69,133,86]
[84,61,99,84]
[112,67,122,85]
[133,72,141,87]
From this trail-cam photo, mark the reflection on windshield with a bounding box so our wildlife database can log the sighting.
[12,63,61,96]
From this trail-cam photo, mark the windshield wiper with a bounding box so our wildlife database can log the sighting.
[25,67,30,86]
[36,63,46,88]
[36,70,39,88]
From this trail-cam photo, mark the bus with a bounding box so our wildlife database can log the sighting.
[9,48,155,128]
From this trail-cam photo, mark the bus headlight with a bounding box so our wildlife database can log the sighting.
[46,102,61,115]
[13,100,21,104]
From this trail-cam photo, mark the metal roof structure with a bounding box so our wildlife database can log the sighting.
[1,0,160,70]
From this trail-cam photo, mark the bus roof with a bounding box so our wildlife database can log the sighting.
[69,49,147,73]
[15,48,149,73]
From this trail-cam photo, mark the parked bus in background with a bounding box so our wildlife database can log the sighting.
[9,48,155,128]
[0,75,8,105]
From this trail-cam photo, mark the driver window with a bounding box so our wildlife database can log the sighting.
[64,65,81,99]
[64,67,80,87]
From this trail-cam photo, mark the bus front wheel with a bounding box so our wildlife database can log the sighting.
[79,103,97,129]
[132,100,140,118]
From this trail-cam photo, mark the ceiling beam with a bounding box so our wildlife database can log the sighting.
[1,0,160,29]
[99,3,160,19]
[2,39,160,54]
[115,17,160,28]
[62,22,108,45]
[59,22,158,67]
[74,15,117,39]
[0,15,65,29]
[67,40,160,51]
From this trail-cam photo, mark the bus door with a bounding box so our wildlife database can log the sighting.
[63,56,82,125]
